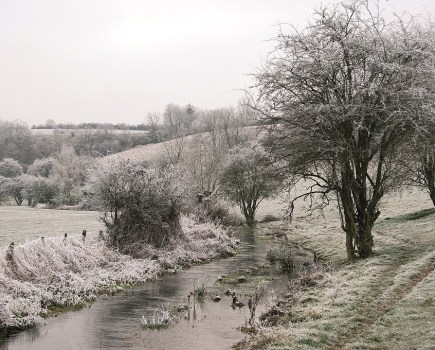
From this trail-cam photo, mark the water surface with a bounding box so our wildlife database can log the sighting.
[1,229,311,350]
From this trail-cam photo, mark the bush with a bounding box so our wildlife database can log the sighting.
[21,175,60,206]
[89,159,184,255]
[261,214,281,223]
[194,283,207,302]
[266,243,294,270]
[0,158,23,178]
[197,200,244,227]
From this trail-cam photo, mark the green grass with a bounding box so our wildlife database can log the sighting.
[384,207,435,222]
[194,283,207,301]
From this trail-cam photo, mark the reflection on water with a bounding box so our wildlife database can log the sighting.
[0,228,311,350]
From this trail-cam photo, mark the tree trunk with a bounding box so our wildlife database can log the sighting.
[341,188,357,260]
[243,205,256,226]
[245,215,255,227]
[240,200,257,227]
[240,203,255,227]
[355,222,374,258]
[423,155,435,207]
[340,158,376,260]
[430,187,435,207]
[342,206,375,259]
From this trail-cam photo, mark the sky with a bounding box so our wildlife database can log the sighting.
[1,0,434,126]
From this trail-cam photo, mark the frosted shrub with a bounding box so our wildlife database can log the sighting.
[0,235,158,331]
[0,294,44,330]
[266,243,294,270]
[89,159,184,254]
[159,216,236,265]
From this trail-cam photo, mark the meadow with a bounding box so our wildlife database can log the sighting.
[0,206,104,247]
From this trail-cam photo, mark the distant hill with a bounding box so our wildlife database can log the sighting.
[104,126,257,164]
[104,139,169,164]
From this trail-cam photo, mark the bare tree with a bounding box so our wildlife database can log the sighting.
[410,115,435,206]
[253,0,435,259]
[145,112,161,143]
[51,145,93,205]
[162,103,197,137]
[162,136,186,166]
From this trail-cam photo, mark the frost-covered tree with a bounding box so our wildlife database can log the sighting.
[220,143,282,226]
[182,133,224,194]
[0,176,25,205]
[51,146,92,205]
[162,103,197,137]
[0,120,34,164]
[145,112,161,143]
[27,157,55,178]
[21,174,60,206]
[253,0,435,259]
[89,159,184,255]
[0,176,7,204]
[182,106,257,194]
[0,158,23,178]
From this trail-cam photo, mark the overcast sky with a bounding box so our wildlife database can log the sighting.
[1,0,434,126]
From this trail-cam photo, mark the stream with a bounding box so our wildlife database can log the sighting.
[0,228,312,350]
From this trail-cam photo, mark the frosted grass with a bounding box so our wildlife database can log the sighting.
[0,215,236,331]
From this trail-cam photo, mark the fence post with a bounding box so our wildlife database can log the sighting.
[6,242,14,264]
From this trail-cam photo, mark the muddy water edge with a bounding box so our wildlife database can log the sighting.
[0,224,313,350]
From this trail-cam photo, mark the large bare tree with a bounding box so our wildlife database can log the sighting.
[253,0,435,259]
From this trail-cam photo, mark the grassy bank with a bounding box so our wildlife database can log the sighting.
[234,190,435,349]
[0,215,236,334]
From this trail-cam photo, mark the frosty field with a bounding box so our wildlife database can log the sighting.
[0,207,104,247]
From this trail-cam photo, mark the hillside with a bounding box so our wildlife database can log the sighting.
[103,127,257,164]
[104,138,176,164]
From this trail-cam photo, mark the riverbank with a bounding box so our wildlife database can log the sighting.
[0,215,237,334]
[234,190,435,349]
